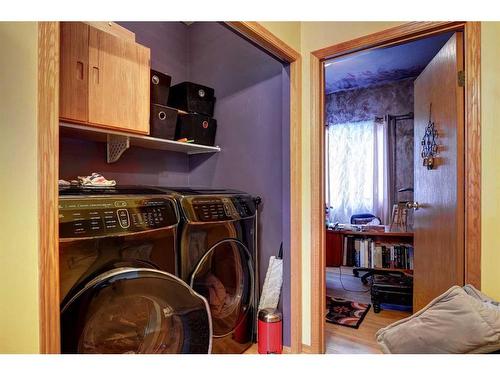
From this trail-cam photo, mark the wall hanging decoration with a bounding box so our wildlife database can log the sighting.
[421,104,438,170]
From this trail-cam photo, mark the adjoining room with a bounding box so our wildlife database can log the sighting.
[321,31,460,353]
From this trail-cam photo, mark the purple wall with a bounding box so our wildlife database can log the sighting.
[118,22,190,85]
[281,65,291,345]
[59,138,190,186]
[59,22,291,345]
[186,22,290,344]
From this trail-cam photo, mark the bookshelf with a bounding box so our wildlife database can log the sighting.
[326,226,414,275]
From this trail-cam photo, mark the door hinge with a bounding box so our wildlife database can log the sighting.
[458,70,465,87]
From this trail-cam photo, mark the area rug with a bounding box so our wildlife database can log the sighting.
[325,296,371,329]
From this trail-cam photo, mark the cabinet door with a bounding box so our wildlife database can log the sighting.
[88,26,150,134]
[60,22,89,123]
[326,231,342,267]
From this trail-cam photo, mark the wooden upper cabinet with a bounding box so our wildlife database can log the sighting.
[60,22,89,123]
[88,27,150,134]
[59,22,151,135]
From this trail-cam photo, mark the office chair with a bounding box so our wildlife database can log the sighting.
[350,213,381,225]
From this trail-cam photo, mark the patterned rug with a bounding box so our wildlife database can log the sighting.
[325,296,371,329]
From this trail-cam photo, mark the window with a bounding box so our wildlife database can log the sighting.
[325,119,390,225]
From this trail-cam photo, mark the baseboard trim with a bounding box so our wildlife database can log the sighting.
[301,344,313,354]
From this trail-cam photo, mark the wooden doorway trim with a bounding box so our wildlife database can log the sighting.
[38,21,60,353]
[309,21,481,354]
[37,21,303,354]
[227,22,303,354]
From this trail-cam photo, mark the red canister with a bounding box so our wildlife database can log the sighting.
[258,308,283,354]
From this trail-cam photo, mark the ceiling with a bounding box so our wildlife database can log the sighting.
[324,32,454,94]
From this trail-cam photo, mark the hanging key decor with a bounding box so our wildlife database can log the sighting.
[421,103,439,170]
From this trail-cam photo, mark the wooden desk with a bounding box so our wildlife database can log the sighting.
[325,226,414,268]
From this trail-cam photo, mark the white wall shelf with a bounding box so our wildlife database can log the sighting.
[60,121,221,163]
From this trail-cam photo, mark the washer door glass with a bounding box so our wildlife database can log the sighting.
[190,239,254,338]
[61,268,212,354]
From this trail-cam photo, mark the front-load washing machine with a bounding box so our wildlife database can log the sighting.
[58,186,212,354]
[164,188,259,354]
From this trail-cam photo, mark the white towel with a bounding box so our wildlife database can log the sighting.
[258,256,283,311]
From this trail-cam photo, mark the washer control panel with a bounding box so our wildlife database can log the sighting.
[183,195,256,222]
[59,196,178,239]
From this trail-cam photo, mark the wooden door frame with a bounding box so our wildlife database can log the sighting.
[38,21,61,354]
[38,21,303,353]
[309,22,481,354]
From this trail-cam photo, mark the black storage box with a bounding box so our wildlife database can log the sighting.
[175,113,217,146]
[371,273,413,313]
[168,82,216,117]
[150,70,172,106]
[150,104,178,140]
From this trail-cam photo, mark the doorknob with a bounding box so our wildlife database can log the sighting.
[406,201,420,210]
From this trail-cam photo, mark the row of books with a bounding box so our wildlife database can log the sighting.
[342,236,414,270]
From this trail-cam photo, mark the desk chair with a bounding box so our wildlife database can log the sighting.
[350,213,381,225]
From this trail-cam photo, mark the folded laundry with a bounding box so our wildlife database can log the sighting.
[58,179,71,186]
[59,179,79,186]
[78,173,116,187]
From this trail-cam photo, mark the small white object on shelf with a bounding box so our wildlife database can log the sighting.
[60,121,221,163]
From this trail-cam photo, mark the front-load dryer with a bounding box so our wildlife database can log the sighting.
[163,187,259,354]
[58,186,212,354]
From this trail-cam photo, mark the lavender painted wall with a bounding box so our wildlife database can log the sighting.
[186,22,291,344]
[59,22,291,344]
[118,22,190,85]
[280,65,291,345]
[59,138,190,185]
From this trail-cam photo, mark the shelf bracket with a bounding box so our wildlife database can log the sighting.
[107,134,130,163]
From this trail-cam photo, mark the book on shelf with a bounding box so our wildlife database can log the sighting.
[341,237,414,270]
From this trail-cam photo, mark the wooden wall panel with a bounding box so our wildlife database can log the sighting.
[85,21,135,42]
[59,22,89,123]
[88,26,150,134]
[413,33,465,311]
[310,53,325,354]
[464,22,481,288]
[38,21,60,354]
[226,22,301,62]
[289,57,302,354]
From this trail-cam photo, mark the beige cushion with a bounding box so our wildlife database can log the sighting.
[376,286,500,354]
[463,284,500,311]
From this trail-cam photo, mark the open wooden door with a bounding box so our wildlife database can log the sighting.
[413,32,465,311]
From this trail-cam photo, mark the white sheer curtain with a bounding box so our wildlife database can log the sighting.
[325,119,390,225]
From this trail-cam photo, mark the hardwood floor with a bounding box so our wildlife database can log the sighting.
[247,267,410,355]
[325,267,411,354]
[243,344,291,354]
[244,344,258,354]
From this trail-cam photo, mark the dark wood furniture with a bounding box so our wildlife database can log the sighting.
[371,273,413,313]
[326,230,343,267]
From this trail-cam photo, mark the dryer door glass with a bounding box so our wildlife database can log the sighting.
[61,268,212,354]
[190,239,254,338]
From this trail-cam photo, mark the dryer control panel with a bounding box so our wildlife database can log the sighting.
[182,195,256,222]
[59,196,179,239]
